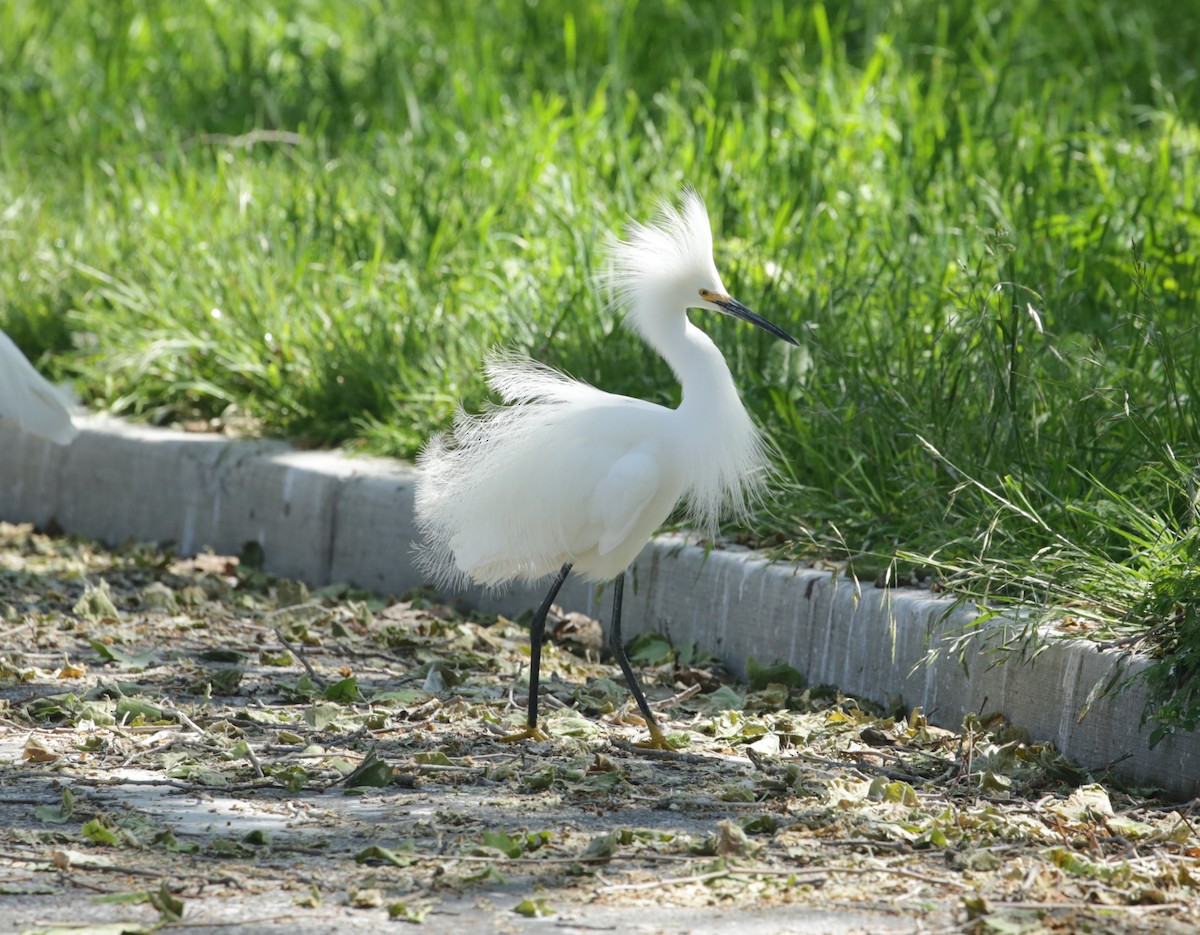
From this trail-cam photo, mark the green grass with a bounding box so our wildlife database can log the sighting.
[3,0,1199,745]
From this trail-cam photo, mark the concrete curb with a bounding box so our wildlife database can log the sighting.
[2,416,1197,798]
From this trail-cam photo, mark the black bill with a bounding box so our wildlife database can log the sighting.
[714,295,799,346]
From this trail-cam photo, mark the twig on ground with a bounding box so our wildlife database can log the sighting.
[275,629,325,689]
[650,683,702,709]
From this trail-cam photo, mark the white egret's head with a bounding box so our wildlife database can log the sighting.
[603,188,797,346]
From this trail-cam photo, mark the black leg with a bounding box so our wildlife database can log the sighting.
[525,562,572,732]
[608,571,668,747]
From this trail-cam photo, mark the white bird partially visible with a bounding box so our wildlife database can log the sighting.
[0,331,79,445]
[415,189,796,747]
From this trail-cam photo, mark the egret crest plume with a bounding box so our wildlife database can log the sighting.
[600,187,717,315]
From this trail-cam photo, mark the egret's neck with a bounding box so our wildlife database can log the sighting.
[627,298,769,529]
[634,305,740,415]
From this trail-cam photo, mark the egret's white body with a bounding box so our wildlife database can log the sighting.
[414,189,795,746]
[417,190,784,589]
[0,331,78,445]
[419,350,762,586]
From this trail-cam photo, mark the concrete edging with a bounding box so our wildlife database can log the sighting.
[2,416,1196,797]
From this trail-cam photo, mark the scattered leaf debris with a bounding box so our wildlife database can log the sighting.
[1,522,1198,932]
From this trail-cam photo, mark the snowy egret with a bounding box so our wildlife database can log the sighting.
[415,189,796,747]
[0,331,78,445]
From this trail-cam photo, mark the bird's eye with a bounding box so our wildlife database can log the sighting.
[698,288,715,301]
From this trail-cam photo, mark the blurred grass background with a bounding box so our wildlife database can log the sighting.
[2,0,1199,745]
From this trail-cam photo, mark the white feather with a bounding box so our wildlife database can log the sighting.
[0,331,78,445]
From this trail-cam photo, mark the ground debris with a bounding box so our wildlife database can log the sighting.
[1,522,1197,932]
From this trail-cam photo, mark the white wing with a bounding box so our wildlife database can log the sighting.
[589,450,661,556]
[0,332,79,445]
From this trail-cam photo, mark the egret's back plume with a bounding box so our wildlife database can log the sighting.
[0,331,78,445]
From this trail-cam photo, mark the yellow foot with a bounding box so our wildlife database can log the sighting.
[499,725,550,744]
[632,723,671,750]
